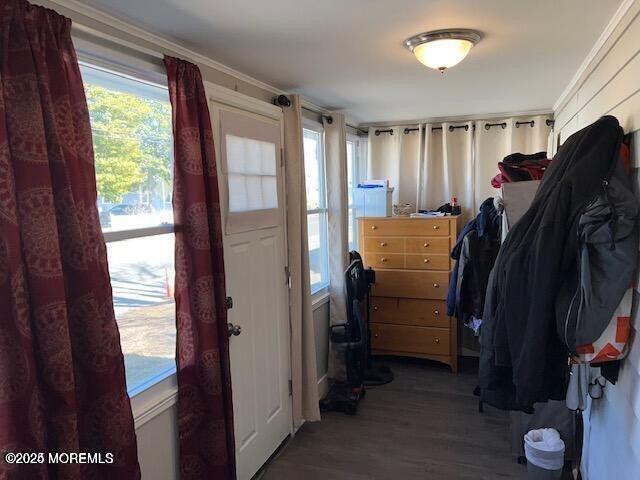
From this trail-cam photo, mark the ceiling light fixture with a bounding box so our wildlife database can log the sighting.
[404,29,481,73]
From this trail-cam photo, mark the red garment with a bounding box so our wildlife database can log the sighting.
[0,1,139,478]
[491,159,551,188]
[164,56,236,480]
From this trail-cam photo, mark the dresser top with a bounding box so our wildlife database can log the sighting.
[358,215,461,220]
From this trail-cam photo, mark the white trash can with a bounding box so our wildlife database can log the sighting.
[524,428,565,479]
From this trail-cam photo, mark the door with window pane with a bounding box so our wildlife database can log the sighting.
[213,104,291,480]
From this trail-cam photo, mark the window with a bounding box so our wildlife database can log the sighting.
[347,139,359,252]
[226,135,278,212]
[303,126,329,293]
[82,64,176,395]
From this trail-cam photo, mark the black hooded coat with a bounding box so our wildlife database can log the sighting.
[479,116,627,412]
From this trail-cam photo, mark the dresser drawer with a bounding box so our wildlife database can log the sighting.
[399,299,449,328]
[371,297,408,325]
[371,324,450,356]
[365,253,404,269]
[363,219,450,237]
[405,237,450,254]
[365,236,404,253]
[372,270,449,299]
[405,254,450,271]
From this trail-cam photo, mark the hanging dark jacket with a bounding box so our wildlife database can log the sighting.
[446,198,501,319]
[479,116,626,412]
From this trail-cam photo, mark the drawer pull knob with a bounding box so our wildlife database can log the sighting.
[371,225,378,230]
[434,337,440,344]
[381,257,387,262]
[374,333,380,339]
[423,243,430,248]
[433,225,440,230]
[434,310,440,315]
[423,258,430,263]
[373,306,379,311]
[433,283,439,288]
[380,242,387,247]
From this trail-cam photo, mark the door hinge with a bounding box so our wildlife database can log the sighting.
[284,266,292,289]
[288,379,293,397]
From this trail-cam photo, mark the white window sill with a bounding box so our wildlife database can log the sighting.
[311,287,329,309]
[129,368,178,430]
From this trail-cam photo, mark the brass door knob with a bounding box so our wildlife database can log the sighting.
[380,242,387,247]
[423,258,430,263]
[433,283,439,288]
[434,337,440,344]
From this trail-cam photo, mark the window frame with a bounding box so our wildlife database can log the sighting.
[303,120,330,294]
[82,61,179,410]
[346,135,360,252]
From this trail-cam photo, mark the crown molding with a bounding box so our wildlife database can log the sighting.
[553,0,637,113]
[39,0,287,96]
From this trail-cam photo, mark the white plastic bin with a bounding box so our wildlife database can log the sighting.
[354,184,394,217]
[524,428,565,479]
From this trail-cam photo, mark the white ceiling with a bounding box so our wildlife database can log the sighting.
[76,0,621,124]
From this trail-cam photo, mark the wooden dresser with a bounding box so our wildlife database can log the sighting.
[358,216,461,373]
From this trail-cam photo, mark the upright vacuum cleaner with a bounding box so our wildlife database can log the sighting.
[349,251,394,387]
[319,251,393,415]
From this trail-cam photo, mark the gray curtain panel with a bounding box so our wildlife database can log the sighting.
[323,113,349,381]
[283,94,321,425]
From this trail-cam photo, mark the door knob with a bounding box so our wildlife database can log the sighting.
[228,322,242,337]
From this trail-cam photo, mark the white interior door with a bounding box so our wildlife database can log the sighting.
[211,101,291,480]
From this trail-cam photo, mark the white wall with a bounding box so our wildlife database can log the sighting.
[554,1,640,477]
[313,298,331,398]
[136,406,179,480]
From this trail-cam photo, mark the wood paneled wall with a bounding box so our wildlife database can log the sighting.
[554,1,640,477]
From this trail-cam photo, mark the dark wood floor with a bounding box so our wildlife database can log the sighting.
[260,357,527,480]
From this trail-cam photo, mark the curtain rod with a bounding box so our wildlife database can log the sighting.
[376,118,556,136]
[301,105,367,134]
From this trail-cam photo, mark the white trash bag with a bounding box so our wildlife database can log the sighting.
[524,428,565,479]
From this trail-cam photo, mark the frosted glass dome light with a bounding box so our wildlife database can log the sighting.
[404,29,481,73]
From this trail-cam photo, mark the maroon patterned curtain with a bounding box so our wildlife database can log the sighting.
[0,1,140,479]
[164,56,236,480]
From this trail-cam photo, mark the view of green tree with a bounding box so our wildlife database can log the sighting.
[84,83,172,204]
